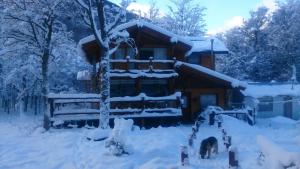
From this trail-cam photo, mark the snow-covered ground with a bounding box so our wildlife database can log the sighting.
[0,114,299,169]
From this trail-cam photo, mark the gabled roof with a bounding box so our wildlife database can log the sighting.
[78,20,193,49]
[78,20,228,60]
[175,61,247,89]
[185,37,229,56]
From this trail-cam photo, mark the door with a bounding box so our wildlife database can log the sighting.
[283,96,293,119]
[200,94,217,112]
[182,93,192,122]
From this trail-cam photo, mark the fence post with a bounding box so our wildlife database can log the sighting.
[126,55,130,72]
[44,98,51,130]
[225,136,232,151]
[181,145,189,166]
[217,115,223,128]
[149,57,153,72]
[188,136,193,147]
[209,111,216,125]
[229,146,238,168]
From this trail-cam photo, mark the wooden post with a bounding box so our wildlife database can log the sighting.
[43,98,52,130]
[149,56,153,72]
[181,146,189,166]
[209,111,216,125]
[229,147,238,168]
[225,136,232,151]
[126,55,130,72]
[188,136,193,147]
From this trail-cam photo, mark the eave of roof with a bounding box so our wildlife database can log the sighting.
[175,61,247,89]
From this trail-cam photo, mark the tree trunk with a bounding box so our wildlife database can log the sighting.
[99,48,110,129]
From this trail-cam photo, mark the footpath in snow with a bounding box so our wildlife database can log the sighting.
[0,114,299,169]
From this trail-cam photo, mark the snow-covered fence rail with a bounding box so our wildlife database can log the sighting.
[44,92,182,129]
[204,106,255,125]
[218,109,254,125]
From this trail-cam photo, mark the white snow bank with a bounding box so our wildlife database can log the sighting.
[257,135,300,169]
[76,70,91,81]
[175,61,247,88]
[270,116,297,125]
[243,83,300,98]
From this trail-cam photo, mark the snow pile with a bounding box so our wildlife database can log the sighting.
[243,83,300,98]
[105,118,134,156]
[257,116,297,129]
[76,70,91,81]
[257,135,300,169]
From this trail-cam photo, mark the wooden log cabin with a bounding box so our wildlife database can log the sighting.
[45,20,246,128]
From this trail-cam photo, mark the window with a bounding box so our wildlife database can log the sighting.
[140,48,154,60]
[154,48,167,60]
[188,55,200,64]
[258,97,273,112]
[127,48,136,59]
[114,48,125,59]
[200,94,217,111]
[141,79,168,96]
[111,80,136,97]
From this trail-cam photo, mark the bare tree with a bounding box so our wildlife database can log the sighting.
[0,0,77,124]
[76,0,136,129]
[163,0,206,36]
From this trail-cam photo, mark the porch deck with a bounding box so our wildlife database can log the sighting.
[44,92,182,129]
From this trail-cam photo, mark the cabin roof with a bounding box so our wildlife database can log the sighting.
[78,20,228,63]
[185,37,229,56]
[243,83,300,98]
[175,61,247,89]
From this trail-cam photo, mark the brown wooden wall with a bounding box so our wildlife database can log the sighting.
[201,54,215,70]
[181,88,227,122]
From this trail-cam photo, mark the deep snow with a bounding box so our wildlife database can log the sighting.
[0,114,299,169]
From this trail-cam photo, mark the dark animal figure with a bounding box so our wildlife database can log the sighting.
[199,137,218,159]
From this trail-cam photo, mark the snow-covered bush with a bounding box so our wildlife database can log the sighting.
[257,135,300,169]
[105,118,134,156]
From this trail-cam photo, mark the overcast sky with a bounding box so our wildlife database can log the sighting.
[110,0,279,35]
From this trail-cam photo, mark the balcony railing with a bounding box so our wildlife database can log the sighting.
[109,57,178,78]
[44,92,182,129]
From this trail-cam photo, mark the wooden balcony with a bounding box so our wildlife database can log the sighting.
[109,58,178,78]
[44,92,182,129]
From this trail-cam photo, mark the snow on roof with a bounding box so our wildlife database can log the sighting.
[175,61,247,88]
[78,20,228,57]
[78,20,193,48]
[185,36,229,56]
[243,83,300,98]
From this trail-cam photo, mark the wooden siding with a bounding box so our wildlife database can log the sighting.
[200,54,215,70]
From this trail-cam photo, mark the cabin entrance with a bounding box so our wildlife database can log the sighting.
[200,94,217,112]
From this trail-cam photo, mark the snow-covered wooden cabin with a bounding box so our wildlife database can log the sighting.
[243,83,300,120]
[75,20,246,124]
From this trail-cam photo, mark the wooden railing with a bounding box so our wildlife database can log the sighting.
[204,106,255,126]
[44,92,182,129]
[110,57,177,72]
